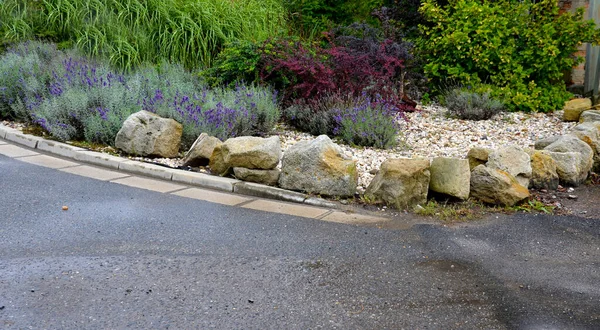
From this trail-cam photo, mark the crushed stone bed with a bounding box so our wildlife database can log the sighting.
[3,105,576,193]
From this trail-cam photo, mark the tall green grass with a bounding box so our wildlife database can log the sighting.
[0,0,287,70]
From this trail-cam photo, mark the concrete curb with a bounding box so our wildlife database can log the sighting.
[0,123,342,210]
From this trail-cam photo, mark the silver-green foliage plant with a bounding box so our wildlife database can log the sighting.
[0,41,280,148]
[0,0,287,70]
[444,88,504,121]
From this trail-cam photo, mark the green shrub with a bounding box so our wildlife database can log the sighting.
[419,0,600,112]
[0,0,287,70]
[443,87,504,120]
[201,40,263,87]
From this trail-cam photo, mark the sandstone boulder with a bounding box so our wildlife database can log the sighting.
[182,133,222,167]
[570,122,600,172]
[209,144,231,176]
[579,110,600,123]
[487,145,532,188]
[467,147,490,170]
[563,98,592,121]
[529,150,559,190]
[365,158,430,210]
[115,110,182,158]
[545,151,589,187]
[233,167,280,186]
[544,135,593,184]
[470,165,530,206]
[429,157,470,200]
[279,135,357,196]
[534,136,561,150]
[221,136,281,170]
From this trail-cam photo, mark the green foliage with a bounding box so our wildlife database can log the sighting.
[0,0,287,70]
[283,0,383,37]
[444,87,504,120]
[419,0,600,112]
[201,40,263,87]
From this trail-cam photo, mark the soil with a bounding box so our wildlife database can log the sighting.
[530,173,600,219]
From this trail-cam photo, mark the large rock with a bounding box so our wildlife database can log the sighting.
[429,157,470,200]
[115,110,182,157]
[233,167,280,186]
[222,136,281,170]
[563,98,592,121]
[365,158,430,210]
[470,165,530,206]
[209,144,231,176]
[579,110,600,123]
[279,135,357,197]
[529,150,559,190]
[543,135,593,183]
[182,133,222,167]
[570,122,600,172]
[467,147,490,170]
[534,136,561,150]
[545,151,588,187]
[487,145,532,188]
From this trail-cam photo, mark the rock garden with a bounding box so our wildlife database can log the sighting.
[1,0,600,216]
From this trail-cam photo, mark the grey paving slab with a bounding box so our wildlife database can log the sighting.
[118,160,176,180]
[172,188,251,206]
[37,140,86,158]
[171,171,239,192]
[241,199,329,219]
[74,150,128,169]
[18,154,79,169]
[0,144,39,158]
[60,165,130,181]
[4,131,43,148]
[110,176,186,193]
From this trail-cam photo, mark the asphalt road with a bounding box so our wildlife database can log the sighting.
[1,154,599,329]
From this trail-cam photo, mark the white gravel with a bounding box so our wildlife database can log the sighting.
[4,105,576,193]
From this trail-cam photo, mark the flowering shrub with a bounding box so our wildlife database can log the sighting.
[0,41,280,148]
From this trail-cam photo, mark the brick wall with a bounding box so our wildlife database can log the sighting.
[559,0,590,86]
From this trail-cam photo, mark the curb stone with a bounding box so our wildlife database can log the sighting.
[0,124,387,220]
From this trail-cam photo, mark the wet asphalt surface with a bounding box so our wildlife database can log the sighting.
[1,154,599,329]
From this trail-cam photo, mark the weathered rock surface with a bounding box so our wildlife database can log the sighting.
[545,151,588,187]
[487,145,532,188]
[279,135,357,196]
[543,135,593,184]
[222,136,281,170]
[579,110,600,123]
[570,122,600,172]
[529,150,559,190]
[209,144,231,176]
[115,110,182,158]
[429,157,470,200]
[365,158,430,210]
[182,133,222,167]
[534,136,561,150]
[233,167,280,186]
[563,98,592,121]
[467,147,490,170]
[470,165,530,206]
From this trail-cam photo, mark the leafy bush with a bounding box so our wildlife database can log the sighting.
[419,0,600,112]
[0,0,287,70]
[261,24,416,110]
[284,94,400,149]
[0,41,280,149]
[443,87,504,120]
[201,40,263,87]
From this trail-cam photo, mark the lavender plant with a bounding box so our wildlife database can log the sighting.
[0,41,280,149]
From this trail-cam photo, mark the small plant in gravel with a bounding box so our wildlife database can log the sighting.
[443,87,504,120]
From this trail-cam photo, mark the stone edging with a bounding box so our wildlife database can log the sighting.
[0,123,338,209]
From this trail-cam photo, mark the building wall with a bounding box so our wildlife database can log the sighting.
[559,0,591,86]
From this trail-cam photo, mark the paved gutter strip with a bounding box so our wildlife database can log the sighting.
[0,124,392,223]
